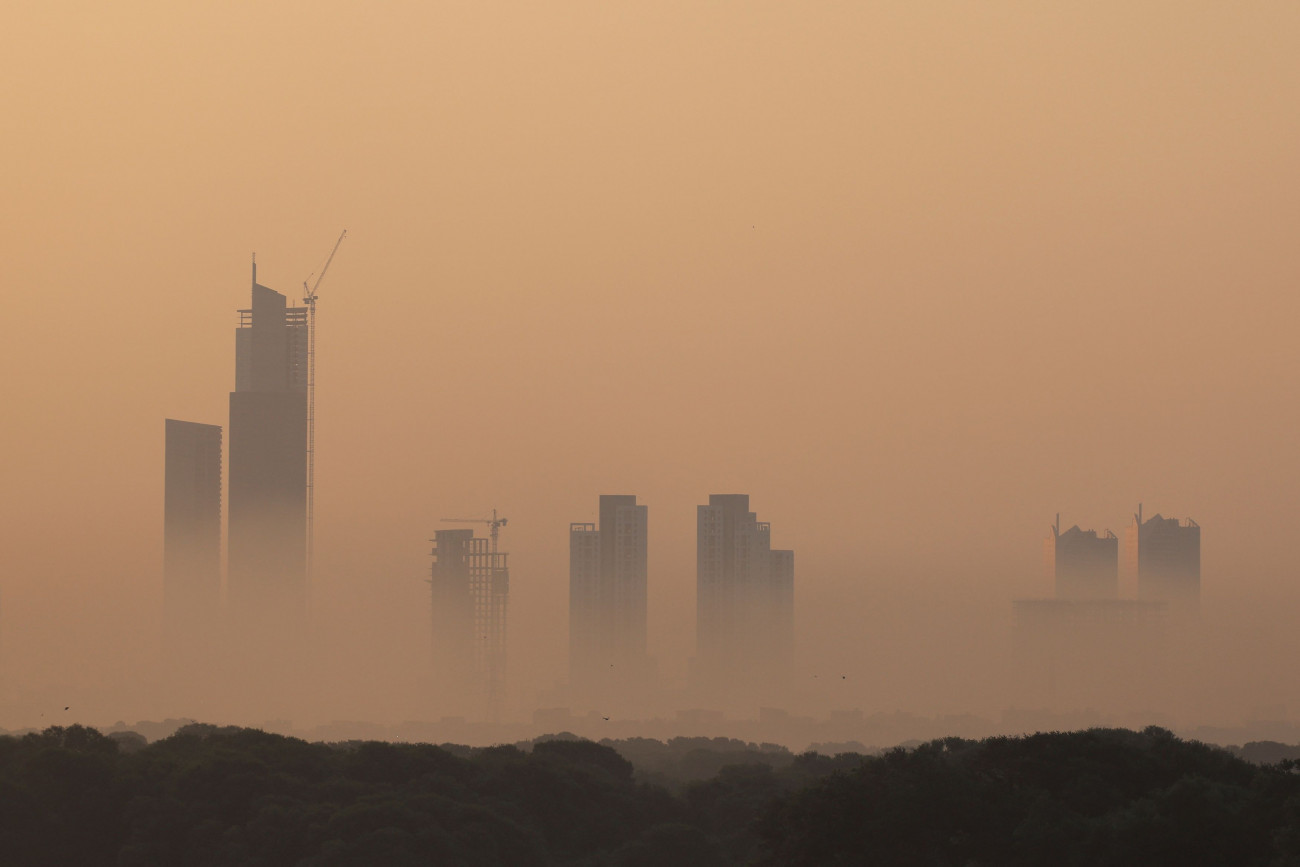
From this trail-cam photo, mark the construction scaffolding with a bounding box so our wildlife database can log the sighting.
[430,521,509,720]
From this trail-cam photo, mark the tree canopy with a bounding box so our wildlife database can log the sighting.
[1,724,1298,865]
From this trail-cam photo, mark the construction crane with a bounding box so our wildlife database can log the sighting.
[301,229,347,605]
[440,509,509,558]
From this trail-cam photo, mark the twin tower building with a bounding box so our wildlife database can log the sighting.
[569,494,795,698]
[1015,504,1201,708]
[1043,504,1201,608]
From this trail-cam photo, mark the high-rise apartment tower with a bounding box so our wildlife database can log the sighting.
[695,494,794,684]
[568,495,649,691]
[1045,515,1119,600]
[1127,504,1200,610]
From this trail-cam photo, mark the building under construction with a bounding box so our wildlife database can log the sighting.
[227,265,309,626]
[225,236,344,633]
[430,525,509,718]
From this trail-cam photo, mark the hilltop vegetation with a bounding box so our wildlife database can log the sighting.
[1,724,1298,865]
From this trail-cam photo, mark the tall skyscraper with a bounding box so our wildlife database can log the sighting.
[1127,504,1201,610]
[163,419,222,637]
[1045,515,1119,600]
[568,495,649,692]
[695,494,794,687]
[227,262,309,624]
[430,527,509,718]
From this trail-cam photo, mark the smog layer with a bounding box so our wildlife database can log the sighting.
[2,2,1299,747]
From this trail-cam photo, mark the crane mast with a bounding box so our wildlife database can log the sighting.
[302,229,347,608]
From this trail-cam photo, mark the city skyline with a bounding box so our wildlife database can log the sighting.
[3,1,1299,734]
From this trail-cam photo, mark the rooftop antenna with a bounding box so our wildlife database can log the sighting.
[302,230,347,606]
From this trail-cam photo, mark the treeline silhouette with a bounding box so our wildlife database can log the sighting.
[2,724,1299,865]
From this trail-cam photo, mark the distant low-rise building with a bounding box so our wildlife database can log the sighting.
[1012,597,1168,711]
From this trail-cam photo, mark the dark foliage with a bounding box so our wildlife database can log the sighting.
[3,724,1300,865]
[760,727,1300,867]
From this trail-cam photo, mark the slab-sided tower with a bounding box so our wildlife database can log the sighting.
[568,495,649,694]
[1127,504,1201,611]
[227,261,309,625]
[1045,515,1119,600]
[163,419,223,639]
[695,494,794,690]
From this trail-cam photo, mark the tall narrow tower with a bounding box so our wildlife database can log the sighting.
[695,494,794,691]
[227,260,309,627]
[163,419,222,640]
[1128,504,1201,611]
[568,495,649,694]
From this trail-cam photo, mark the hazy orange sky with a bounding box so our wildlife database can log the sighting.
[2,2,1298,729]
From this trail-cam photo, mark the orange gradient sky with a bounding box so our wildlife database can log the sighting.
[1,2,1299,728]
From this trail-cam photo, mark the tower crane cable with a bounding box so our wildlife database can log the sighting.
[302,229,347,612]
[440,509,509,557]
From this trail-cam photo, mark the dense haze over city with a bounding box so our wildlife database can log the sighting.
[2,2,1299,741]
